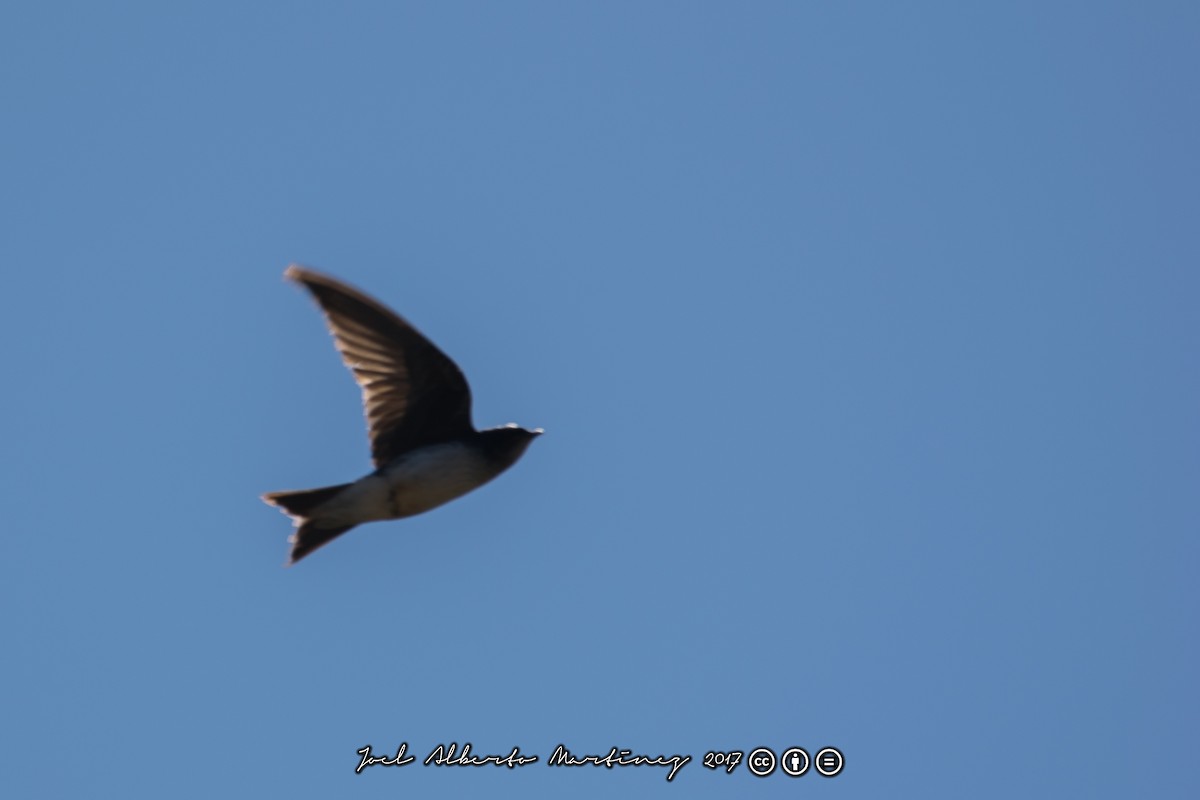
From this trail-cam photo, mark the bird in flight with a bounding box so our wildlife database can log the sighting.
[263,266,542,565]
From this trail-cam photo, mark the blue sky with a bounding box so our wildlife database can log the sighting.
[2,2,1197,797]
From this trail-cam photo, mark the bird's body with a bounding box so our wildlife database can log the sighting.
[262,266,541,565]
[289,434,533,526]
[326,442,496,525]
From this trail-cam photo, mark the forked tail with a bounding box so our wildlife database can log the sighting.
[262,483,356,565]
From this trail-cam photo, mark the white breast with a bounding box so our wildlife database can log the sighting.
[381,442,500,518]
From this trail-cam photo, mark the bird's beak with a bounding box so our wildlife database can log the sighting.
[532,428,545,435]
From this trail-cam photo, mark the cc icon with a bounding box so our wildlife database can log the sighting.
[747,747,776,777]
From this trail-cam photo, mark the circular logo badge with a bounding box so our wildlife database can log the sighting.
[814,747,844,777]
[747,747,777,777]
[780,747,810,777]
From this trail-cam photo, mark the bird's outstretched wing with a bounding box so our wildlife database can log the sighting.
[285,265,474,466]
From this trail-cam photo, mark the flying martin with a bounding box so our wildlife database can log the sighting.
[263,266,542,565]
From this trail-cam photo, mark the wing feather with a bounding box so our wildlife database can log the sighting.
[284,265,474,466]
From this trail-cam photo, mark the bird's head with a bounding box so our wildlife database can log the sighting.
[480,423,543,468]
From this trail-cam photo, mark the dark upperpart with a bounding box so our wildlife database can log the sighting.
[479,424,543,468]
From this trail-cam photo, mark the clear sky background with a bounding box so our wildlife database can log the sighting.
[2,2,1196,797]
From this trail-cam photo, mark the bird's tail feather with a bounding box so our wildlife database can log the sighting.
[261,483,352,517]
[287,521,355,565]
[262,483,356,565]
